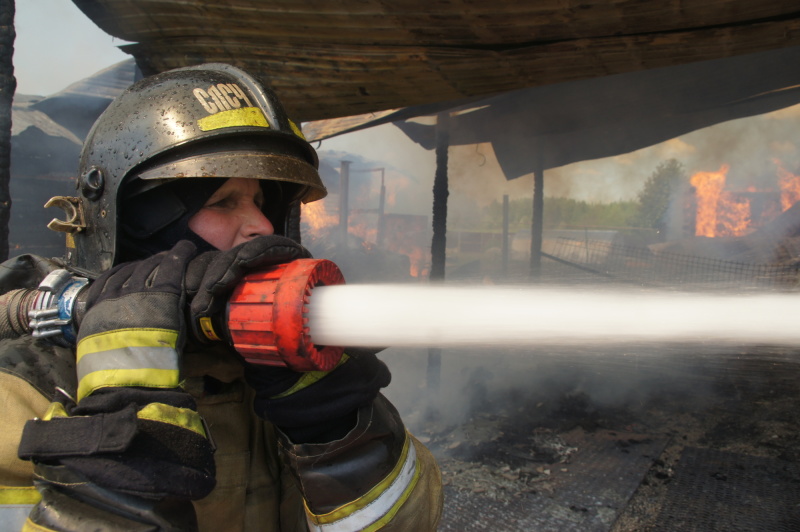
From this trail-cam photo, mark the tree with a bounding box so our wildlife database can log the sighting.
[629,159,687,234]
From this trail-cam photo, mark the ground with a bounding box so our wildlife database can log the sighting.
[382,344,800,530]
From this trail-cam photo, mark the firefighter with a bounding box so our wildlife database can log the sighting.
[0,63,443,531]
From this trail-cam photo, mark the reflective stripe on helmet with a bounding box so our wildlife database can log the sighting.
[305,434,421,532]
[197,107,270,131]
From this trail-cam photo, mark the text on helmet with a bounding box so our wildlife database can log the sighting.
[193,84,255,114]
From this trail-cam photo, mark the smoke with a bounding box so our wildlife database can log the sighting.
[379,342,789,436]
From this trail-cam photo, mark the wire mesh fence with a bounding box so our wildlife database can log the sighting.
[540,237,800,291]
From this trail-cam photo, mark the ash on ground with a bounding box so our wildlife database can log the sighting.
[384,344,800,530]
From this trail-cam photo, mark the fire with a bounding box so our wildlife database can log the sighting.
[690,165,733,237]
[301,196,428,279]
[775,159,800,211]
[301,201,337,232]
[716,190,751,237]
[688,160,800,238]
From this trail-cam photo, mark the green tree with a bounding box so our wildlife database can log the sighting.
[629,159,687,232]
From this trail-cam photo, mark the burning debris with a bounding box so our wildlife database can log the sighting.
[300,159,431,282]
[648,159,800,267]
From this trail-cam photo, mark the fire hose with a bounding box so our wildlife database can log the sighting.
[0,258,345,372]
[2,259,800,369]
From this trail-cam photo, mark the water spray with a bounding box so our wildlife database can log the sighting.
[1,258,799,373]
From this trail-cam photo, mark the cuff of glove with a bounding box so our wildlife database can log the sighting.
[276,394,409,514]
[277,410,358,444]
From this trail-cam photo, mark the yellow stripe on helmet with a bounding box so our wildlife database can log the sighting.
[198,107,270,131]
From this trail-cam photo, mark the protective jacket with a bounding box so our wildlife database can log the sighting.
[0,255,443,531]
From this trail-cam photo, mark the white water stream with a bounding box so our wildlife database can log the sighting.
[307,284,800,348]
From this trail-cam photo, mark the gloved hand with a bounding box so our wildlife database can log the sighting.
[185,234,311,343]
[184,235,390,443]
[245,346,391,443]
[19,240,216,500]
[76,239,198,400]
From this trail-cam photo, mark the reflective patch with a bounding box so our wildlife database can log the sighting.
[78,366,180,401]
[289,120,306,140]
[0,486,40,505]
[77,329,178,361]
[272,355,349,399]
[41,401,68,421]
[137,403,207,438]
[198,107,269,131]
[199,317,221,341]
[77,345,179,376]
[76,329,180,399]
[0,486,40,531]
[1,506,35,531]
[306,435,421,532]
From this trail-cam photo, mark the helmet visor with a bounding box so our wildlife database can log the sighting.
[136,151,326,203]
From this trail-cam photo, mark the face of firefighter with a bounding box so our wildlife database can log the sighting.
[188,178,274,250]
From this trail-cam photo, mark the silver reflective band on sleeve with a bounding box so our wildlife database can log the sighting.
[77,346,179,379]
[1,505,35,531]
[306,441,419,532]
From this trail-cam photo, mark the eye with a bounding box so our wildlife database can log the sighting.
[205,193,238,210]
[254,190,265,209]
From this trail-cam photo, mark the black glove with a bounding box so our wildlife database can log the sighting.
[244,347,391,443]
[185,235,311,343]
[77,239,198,400]
[19,240,216,500]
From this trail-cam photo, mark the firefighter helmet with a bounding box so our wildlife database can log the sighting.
[49,63,326,276]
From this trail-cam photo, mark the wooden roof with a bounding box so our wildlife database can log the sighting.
[73,0,800,122]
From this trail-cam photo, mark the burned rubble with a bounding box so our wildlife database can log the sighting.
[385,343,800,531]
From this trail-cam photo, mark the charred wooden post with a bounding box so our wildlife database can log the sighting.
[0,0,14,261]
[428,111,450,394]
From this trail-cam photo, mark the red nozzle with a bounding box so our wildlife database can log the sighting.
[226,259,346,372]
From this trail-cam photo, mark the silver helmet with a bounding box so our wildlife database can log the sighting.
[48,63,326,275]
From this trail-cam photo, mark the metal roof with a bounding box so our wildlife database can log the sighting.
[72,0,800,122]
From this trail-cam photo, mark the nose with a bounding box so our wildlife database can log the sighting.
[241,202,274,239]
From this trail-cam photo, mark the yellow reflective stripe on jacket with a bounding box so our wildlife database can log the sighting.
[22,517,54,531]
[137,403,207,438]
[76,328,180,400]
[272,355,350,399]
[306,433,421,532]
[41,402,68,420]
[1,486,41,532]
[77,329,178,361]
[0,486,41,505]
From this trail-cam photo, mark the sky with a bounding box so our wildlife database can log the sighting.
[14,0,130,96]
[13,2,800,217]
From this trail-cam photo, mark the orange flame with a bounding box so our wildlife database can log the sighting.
[716,190,751,237]
[301,201,337,232]
[690,165,729,237]
[689,164,751,237]
[775,159,800,211]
